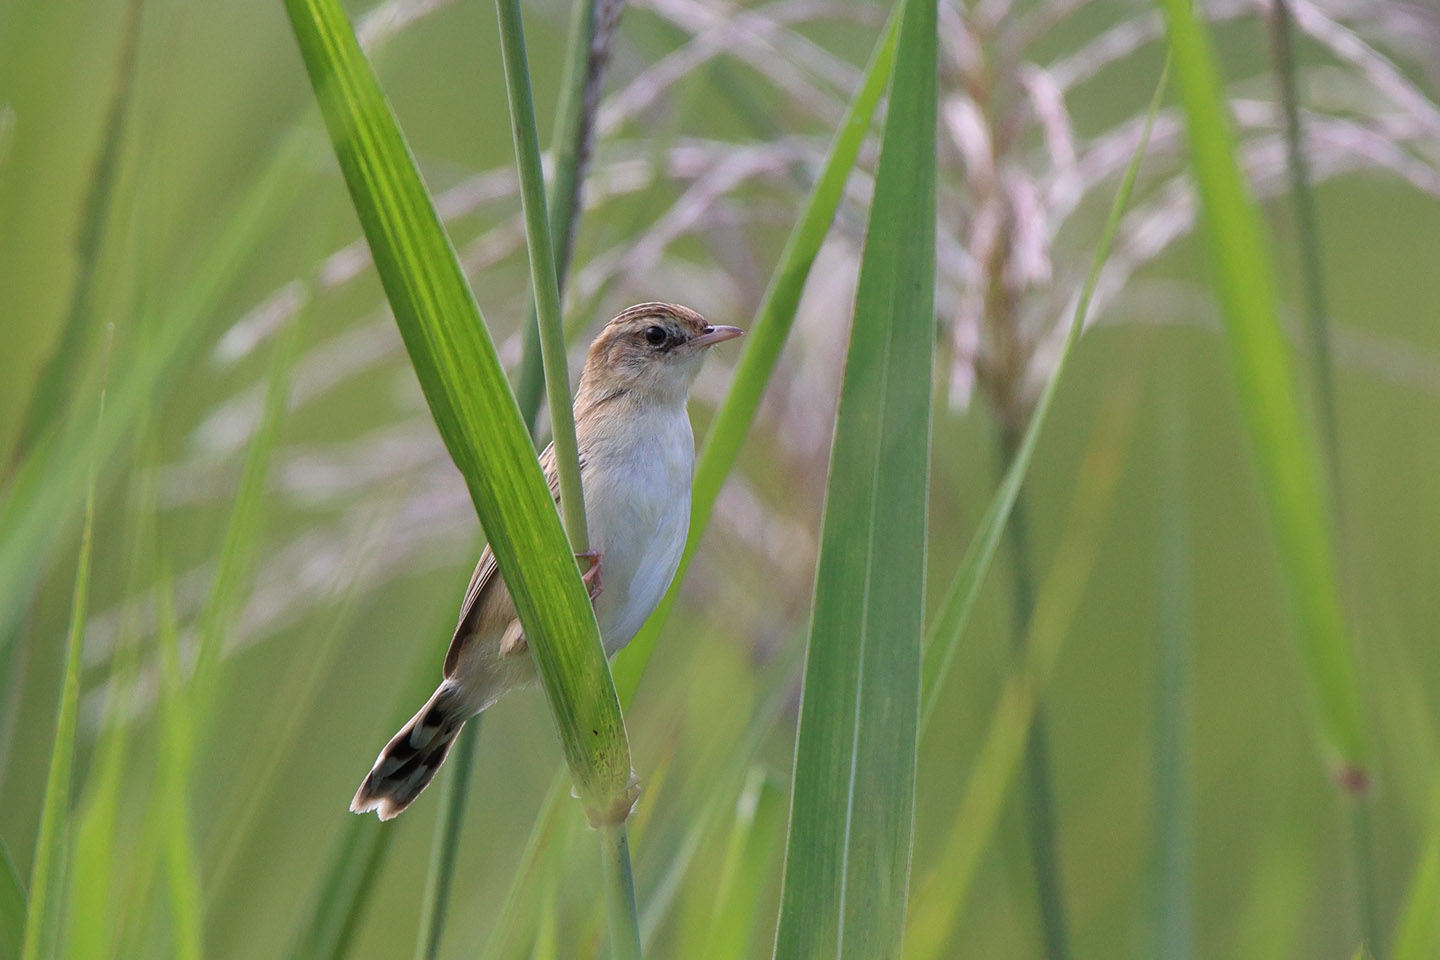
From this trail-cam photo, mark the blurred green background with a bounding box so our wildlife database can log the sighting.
[2,0,1439,957]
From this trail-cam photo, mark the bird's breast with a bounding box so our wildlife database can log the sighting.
[580,407,694,653]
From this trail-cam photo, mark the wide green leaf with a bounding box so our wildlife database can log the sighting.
[1157,0,1366,778]
[282,0,631,819]
[771,0,937,954]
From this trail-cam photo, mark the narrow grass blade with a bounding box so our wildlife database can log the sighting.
[616,5,901,703]
[1153,379,1193,960]
[283,0,631,820]
[0,138,306,642]
[771,0,937,953]
[7,0,142,468]
[20,337,110,960]
[904,382,1139,960]
[701,769,784,960]
[1391,780,1440,960]
[0,839,24,960]
[920,62,1170,728]
[284,643,441,960]
[190,308,305,723]
[513,0,622,434]
[495,0,587,551]
[153,572,204,960]
[1156,0,1367,780]
[287,819,396,960]
[1267,0,1340,484]
[67,442,160,960]
[412,721,479,960]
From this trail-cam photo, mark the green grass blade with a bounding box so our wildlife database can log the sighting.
[412,721,479,960]
[771,0,936,953]
[154,571,204,960]
[287,819,396,960]
[282,0,631,820]
[1153,379,1194,960]
[904,385,1138,960]
[0,839,24,960]
[920,62,1169,728]
[495,0,587,551]
[8,0,142,468]
[20,338,109,960]
[67,441,160,960]
[513,0,619,435]
[1392,781,1440,960]
[189,309,305,723]
[701,769,784,960]
[1267,0,1340,484]
[615,5,900,703]
[0,137,306,643]
[1156,0,1366,779]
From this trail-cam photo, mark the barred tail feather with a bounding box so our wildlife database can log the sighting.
[351,683,469,820]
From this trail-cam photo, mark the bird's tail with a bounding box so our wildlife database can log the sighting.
[351,682,470,820]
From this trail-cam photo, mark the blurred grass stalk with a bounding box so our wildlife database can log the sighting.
[20,334,110,960]
[1153,378,1193,960]
[905,62,1167,960]
[772,0,936,955]
[1159,0,1374,949]
[1266,1,1378,947]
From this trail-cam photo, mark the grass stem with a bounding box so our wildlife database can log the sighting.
[495,0,588,552]
[600,825,642,960]
[999,426,1072,960]
[413,721,480,960]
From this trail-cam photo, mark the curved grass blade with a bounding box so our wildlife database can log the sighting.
[1156,0,1366,781]
[901,61,1166,959]
[904,381,1139,960]
[282,0,631,821]
[920,59,1168,726]
[615,4,901,703]
[771,0,937,953]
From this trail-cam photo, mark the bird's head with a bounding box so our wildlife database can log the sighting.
[577,302,743,408]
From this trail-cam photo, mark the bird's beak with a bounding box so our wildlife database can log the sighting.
[691,325,745,348]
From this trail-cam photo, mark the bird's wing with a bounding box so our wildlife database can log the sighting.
[443,442,563,677]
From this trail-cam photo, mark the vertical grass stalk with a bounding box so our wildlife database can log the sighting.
[1153,377,1194,960]
[1267,3,1375,946]
[20,334,111,960]
[495,0,587,551]
[412,722,478,960]
[514,0,621,434]
[995,430,1071,960]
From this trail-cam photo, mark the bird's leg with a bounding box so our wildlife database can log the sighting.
[576,550,603,601]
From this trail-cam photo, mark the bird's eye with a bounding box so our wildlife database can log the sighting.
[643,325,667,346]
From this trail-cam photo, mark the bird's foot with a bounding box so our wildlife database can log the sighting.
[576,550,603,601]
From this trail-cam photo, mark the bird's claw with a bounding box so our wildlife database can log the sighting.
[577,550,603,601]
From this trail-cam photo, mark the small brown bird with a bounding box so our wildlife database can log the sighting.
[352,302,742,819]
